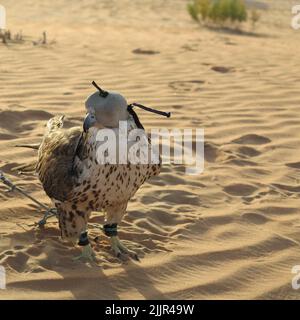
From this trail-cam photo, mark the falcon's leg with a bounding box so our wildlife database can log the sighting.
[103,224,139,261]
[73,231,96,262]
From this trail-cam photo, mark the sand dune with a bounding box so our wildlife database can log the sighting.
[1,0,300,299]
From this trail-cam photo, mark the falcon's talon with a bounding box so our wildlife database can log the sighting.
[110,236,139,262]
[116,252,127,261]
[73,244,96,262]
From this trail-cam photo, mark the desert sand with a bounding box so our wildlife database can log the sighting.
[0,0,300,299]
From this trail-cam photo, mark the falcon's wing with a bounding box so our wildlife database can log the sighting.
[36,116,84,202]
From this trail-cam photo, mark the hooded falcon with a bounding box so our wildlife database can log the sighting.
[35,82,170,261]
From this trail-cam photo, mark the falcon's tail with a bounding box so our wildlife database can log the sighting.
[45,115,65,135]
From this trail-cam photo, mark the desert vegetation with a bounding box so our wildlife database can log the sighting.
[187,0,261,30]
[0,29,24,44]
[0,29,54,46]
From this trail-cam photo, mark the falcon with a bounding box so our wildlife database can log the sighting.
[35,81,170,261]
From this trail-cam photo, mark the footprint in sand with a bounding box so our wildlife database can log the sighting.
[211,66,235,73]
[237,146,261,158]
[159,173,186,186]
[141,189,200,206]
[286,162,300,169]
[0,162,27,176]
[132,48,160,55]
[3,250,14,256]
[272,183,300,193]
[204,142,220,163]
[0,109,53,134]
[227,158,257,167]
[172,105,184,110]
[223,183,257,197]
[0,133,17,140]
[26,246,43,257]
[232,134,271,145]
[161,190,200,205]
[181,43,199,52]
[13,245,25,250]
[241,212,270,225]
[225,41,237,46]
[221,145,261,167]
[169,80,205,93]
[4,251,29,273]
[242,189,270,204]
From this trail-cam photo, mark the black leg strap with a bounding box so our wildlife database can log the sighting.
[78,231,90,246]
[103,223,118,237]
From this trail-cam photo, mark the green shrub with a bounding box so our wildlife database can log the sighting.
[187,2,200,22]
[198,0,211,21]
[187,0,254,28]
[250,9,260,28]
[229,0,247,22]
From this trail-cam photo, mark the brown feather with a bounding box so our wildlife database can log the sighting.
[36,116,83,202]
[36,115,161,241]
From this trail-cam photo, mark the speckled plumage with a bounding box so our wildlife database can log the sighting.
[36,114,161,242]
